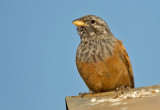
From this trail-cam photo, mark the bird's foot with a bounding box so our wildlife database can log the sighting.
[79,91,96,98]
[79,92,88,98]
[116,85,131,94]
[89,91,96,94]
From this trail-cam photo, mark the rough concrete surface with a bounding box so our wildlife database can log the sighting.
[65,85,160,110]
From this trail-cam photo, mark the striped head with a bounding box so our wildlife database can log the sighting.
[72,15,113,41]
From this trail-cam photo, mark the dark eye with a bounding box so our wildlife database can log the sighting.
[91,20,95,24]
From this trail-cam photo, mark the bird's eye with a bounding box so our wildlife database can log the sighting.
[91,20,95,24]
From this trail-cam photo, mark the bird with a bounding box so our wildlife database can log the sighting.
[72,15,134,93]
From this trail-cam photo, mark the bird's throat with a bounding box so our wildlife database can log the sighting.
[76,38,117,63]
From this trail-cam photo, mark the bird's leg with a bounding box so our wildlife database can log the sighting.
[89,91,96,94]
[116,85,131,94]
[79,91,96,98]
[79,92,88,98]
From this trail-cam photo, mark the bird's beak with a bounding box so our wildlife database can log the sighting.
[72,20,87,27]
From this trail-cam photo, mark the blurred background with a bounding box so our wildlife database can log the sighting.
[0,0,160,110]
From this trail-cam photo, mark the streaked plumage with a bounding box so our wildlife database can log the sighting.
[73,15,134,93]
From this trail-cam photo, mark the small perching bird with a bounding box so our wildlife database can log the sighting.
[72,15,134,93]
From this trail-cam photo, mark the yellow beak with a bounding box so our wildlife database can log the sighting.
[72,20,87,26]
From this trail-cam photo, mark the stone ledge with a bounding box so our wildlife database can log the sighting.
[65,85,160,110]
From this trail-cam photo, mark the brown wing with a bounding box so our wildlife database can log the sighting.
[117,40,135,88]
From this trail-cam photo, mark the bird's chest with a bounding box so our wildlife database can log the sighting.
[76,39,116,63]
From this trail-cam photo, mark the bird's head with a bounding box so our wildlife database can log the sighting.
[72,15,113,41]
